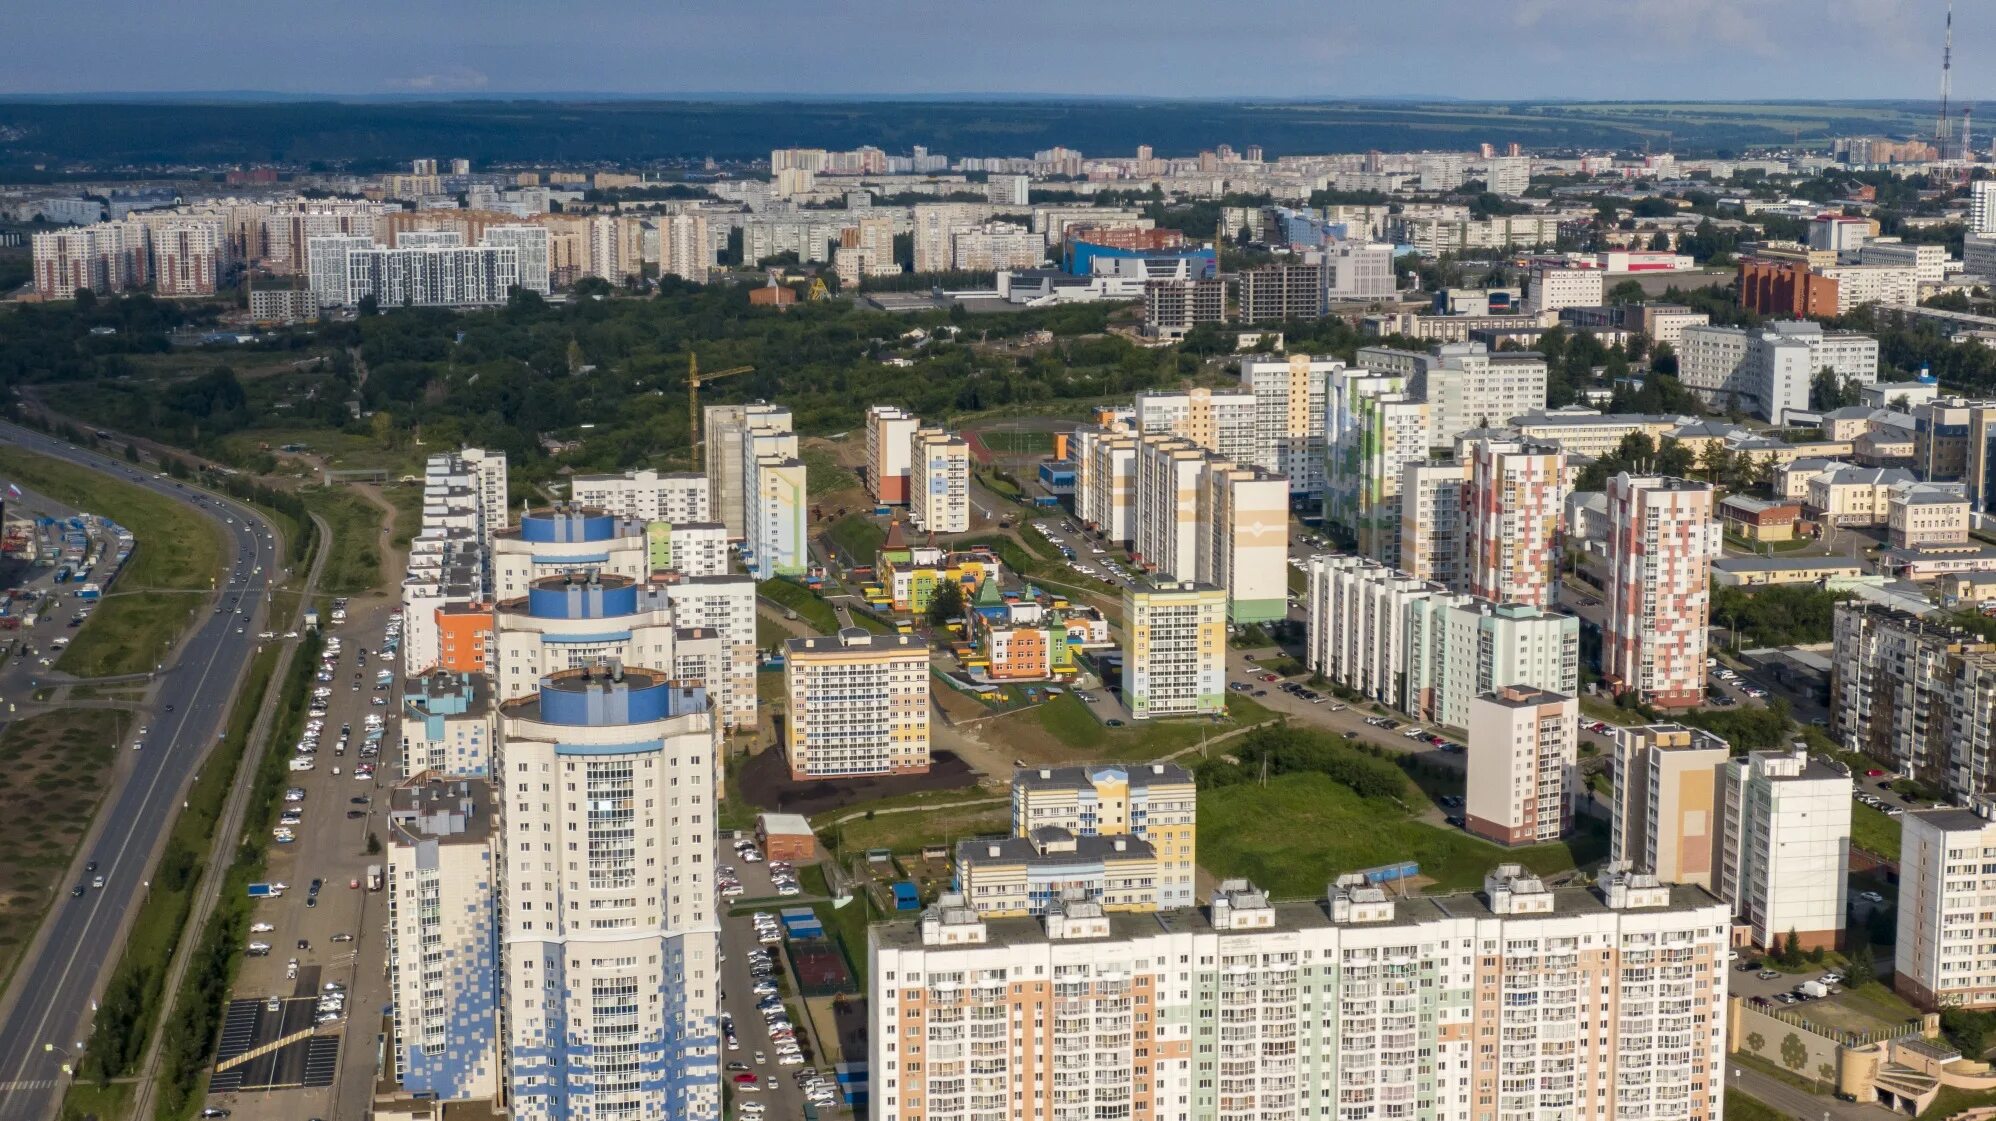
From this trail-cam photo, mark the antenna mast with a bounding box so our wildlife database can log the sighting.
[1937,0,1956,154]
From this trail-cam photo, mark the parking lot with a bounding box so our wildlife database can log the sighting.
[202,597,401,1121]
[715,834,850,1120]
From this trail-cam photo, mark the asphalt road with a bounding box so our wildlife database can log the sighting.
[0,420,281,1121]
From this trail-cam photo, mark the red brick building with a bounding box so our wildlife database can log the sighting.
[1737,258,1839,318]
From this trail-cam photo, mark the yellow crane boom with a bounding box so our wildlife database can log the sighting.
[687,352,754,472]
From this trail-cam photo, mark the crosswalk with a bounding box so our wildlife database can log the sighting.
[0,1081,58,1093]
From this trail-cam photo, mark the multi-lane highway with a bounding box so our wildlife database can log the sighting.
[0,420,282,1121]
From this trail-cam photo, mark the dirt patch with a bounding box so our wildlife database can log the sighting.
[737,746,981,815]
[0,708,127,983]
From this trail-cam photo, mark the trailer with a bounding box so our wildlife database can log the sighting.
[247,882,283,898]
[366,864,383,891]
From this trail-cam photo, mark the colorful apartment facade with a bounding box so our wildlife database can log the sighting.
[1011,762,1197,909]
[1120,581,1227,720]
[1603,473,1716,709]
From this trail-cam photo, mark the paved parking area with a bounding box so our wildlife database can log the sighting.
[202,598,399,1121]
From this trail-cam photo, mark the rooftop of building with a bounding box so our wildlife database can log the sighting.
[958,827,1158,867]
[387,773,494,846]
[403,670,492,713]
[1712,555,1866,573]
[785,626,927,656]
[1012,761,1195,792]
[1478,685,1572,710]
[1620,723,1732,753]
[1717,494,1801,515]
[1883,542,1996,562]
[1820,465,1917,486]
[875,876,1724,950]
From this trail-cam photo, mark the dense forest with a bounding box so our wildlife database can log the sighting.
[0,283,1195,476]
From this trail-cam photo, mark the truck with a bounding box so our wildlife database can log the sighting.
[247,882,284,898]
[366,864,383,892]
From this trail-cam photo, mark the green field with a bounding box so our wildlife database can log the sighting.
[987,691,1276,766]
[819,803,1011,857]
[979,430,1055,455]
[758,578,840,634]
[0,447,225,678]
[301,487,387,595]
[1851,802,1903,861]
[827,514,886,565]
[1200,772,1607,899]
[0,709,128,991]
[801,446,860,499]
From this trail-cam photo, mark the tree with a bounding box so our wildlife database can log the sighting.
[1843,942,1875,988]
[1651,342,1678,376]
[123,442,140,463]
[1810,367,1861,411]
[927,580,965,627]
[1607,278,1647,305]
[1785,928,1802,965]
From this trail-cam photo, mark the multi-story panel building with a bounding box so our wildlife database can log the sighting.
[911,202,993,273]
[1141,276,1226,340]
[1304,554,1449,710]
[1400,459,1469,589]
[702,402,791,541]
[1010,762,1197,910]
[1677,320,1879,421]
[31,221,150,299]
[385,775,500,1104]
[480,223,553,293]
[1072,426,1139,542]
[306,233,376,308]
[745,433,807,579]
[1133,387,1258,467]
[954,831,1161,918]
[865,405,922,505]
[1467,686,1577,846]
[1897,799,1996,1008]
[150,221,222,296]
[1355,341,1550,446]
[1714,746,1851,951]
[1132,436,1207,582]
[399,671,496,778]
[783,628,930,780]
[1197,461,1289,624]
[661,213,714,283]
[567,469,710,525]
[909,427,970,535]
[1238,353,1335,496]
[1326,367,1425,566]
[870,866,1731,1121]
[1434,600,1580,731]
[1237,262,1325,322]
[1121,581,1227,720]
[1608,723,1732,890]
[1603,474,1716,709]
[1832,603,1996,798]
[950,222,1043,271]
[499,667,721,1121]
[1464,437,1568,610]
[1525,265,1606,315]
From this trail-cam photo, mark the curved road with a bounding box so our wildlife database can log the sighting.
[0,420,280,1121]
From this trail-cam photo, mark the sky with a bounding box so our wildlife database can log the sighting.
[0,0,1985,101]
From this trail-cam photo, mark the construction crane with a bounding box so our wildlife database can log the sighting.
[687,352,754,472]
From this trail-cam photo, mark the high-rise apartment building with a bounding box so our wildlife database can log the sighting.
[950,222,1043,271]
[1972,181,1996,237]
[1326,367,1424,564]
[1715,746,1851,951]
[341,243,521,308]
[1121,581,1227,720]
[702,402,790,540]
[481,223,553,294]
[1466,686,1577,845]
[566,469,710,526]
[385,775,500,1102]
[783,628,931,780]
[1355,341,1551,444]
[911,202,992,273]
[1831,603,1996,798]
[499,666,721,1121]
[150,221,221,296]
[870,866,1731,1121]
[1132,387,1258,467]
[1141,276,1225,340]
[1487,154,1531,196]
[1237,262,1325,322]
[1897,798,1996,1008]
[1010,762,1197,910]
[399,671,496,778]
[1305,554,1451,709]
[32,222,149,299]
[909,427,971,535]
[1677,320,1879,421]
[1603,474,1716,709]
[1464,437,1568,609]
[662,214,714,283]
[1132,436,1207,581]
[1608,723,1732,890]
[490,507,651,602]
[1238,353,1335,496]
[865,405,922,505]
[1400,459,1469,589]
[1435,601,1579,730]
[1072,425,1139,542]
[1196,461,1289,624]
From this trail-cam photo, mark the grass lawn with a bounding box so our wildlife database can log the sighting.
[801,445,861,499]
[301,488,387,595]
[827,514,886,564]
[758,578,840,634]
[381,481,425,550]
[56,1078,132,1121]
[1200,772,1608,900]
[1921,1086,1996,1120]
[979,430,1055,455]
[820,804,1011,857]
[0,709,128,991]
[992,691,1277,766]
[1851,802,1902,861]
[0,447,226,678]
[1723,1090,1788,1121]
[1579,697,1648,727]
[818,892,882,990]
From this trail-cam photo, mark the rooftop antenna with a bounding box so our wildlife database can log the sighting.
[1937,0,1956,155]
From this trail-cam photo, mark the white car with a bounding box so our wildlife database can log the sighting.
[250,922,274,933]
